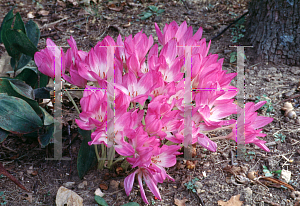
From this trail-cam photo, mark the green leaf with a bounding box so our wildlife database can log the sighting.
[0,6,15,43]
[39,106,53,126]
[121,202,139,206]
[0,93,43,134]
[148,6,158,12]
[15,68,38,88]
[14,54,33,71]
[34,87,52,99]
[13,13,26,34]
[25,20,40,47]
[0,78,41,115]
[230,52,237,63]
[95,195,108,206]
[156,9,165,14]
[0,128,10,143]
[2,20,21,61]
[77,128,97,179]
[38,72,49,88]
[9,79,35,100]
[140,12,153,20]
[5,29,38,58]
[38,124,54,147]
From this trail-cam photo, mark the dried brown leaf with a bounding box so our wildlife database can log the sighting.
[55,186,83,206]
[38,10,50,16]
[218,194,243,206]
[174,198,188,206]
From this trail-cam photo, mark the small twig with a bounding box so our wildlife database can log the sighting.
[1,143,18,154]
[40,17,69,30]
[209,11,249,41]
[279,93,300,104]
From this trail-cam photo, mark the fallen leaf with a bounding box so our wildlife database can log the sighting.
[123,22,131,28]
[56,186,83,206]
[99,183,108,190]
[174,198,188,206]
[27,12,35,19]
[95,188,105,197]
[0,162,29,192]
[38,10,50,16]
[218,194,243,206]
[24,193,33,203]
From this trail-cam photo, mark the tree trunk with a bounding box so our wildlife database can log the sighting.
[246,0,300,66]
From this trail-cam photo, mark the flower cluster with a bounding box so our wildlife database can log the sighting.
[34,21,273,204]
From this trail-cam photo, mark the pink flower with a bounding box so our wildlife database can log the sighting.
[155,21,203,46]
[124,145,181,204]
[34,38,65,79]
[63,36,87,87]
[226,101,273,152]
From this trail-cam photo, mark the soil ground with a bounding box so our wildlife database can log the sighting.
[0,0,300,205]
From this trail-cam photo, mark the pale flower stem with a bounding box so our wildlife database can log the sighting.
[64,89,80,114]
[107,146,115,168]
[98,144,106,170]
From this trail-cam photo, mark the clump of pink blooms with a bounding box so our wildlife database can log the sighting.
[34,21,273,204]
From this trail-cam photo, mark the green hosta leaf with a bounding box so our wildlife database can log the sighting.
[140,12,153,20]
[13,13,25,34]
[148,6,158,12]
[2,20,21,61]
[15,68,38,88]
[77,128,97,179]
[121,203,139,206]
[156,9,165,14]
[0,128,10,143]
[0,78,41,115]
[0,93,42,134]
[34,87,52,99]
[0,6,15,43]
[39,106,53,126]
[95,195,109,206]
[38,124,54,147]
[9,79,35,100]
[5,29,38,58]
[38,72,49,88]
[25,20,40,47]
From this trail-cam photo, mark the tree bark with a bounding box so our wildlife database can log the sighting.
[246,0,300,66]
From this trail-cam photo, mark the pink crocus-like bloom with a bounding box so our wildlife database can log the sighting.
[155,21,203,46]
[63,36,87,87]
[34,38,65,79]
[124,145,181,204]
[75,88,107,131]
[226,101,274,152]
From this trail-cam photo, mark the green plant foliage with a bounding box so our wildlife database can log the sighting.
[77,129,97,179]
[5,29,38,58]
[0,94,43,134]
[0,78,41,115]
[15,68,38,88]
[0,128,10,143]
[255,94,274,115]
[184,177,199,193]
[95,195,109,206]
[230,52,237,63]
[139,6,165,20]
[0,6,15,43]
[274,133,286,143]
